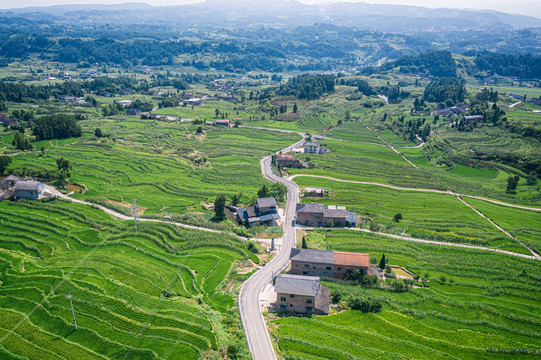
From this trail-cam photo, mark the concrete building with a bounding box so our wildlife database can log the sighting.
[289,248,370,279]
[303,141,328,155]
[296,203,357,227]
[275,274,330,315]
[13,180,44,200]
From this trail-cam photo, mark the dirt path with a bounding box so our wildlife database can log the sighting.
[451,192,540,259]
[288,174,541,212]
[299,225,538,261]
[366,126,419,168]
[51,187,254,241]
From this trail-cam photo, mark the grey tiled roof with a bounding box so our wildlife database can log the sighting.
[275,274,320,297]
[13,180,43,191]
[256,197,278,209]
[296,203,324,213]
[290,248,334,264]
[323,208,348,218]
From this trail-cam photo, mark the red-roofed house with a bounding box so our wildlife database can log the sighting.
[289,248,369,279]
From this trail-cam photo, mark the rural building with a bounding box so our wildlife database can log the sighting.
[296,203,357,227]
[276,154,298,168]
[13,180,45,200]
[185,98,204,106]
[289,248,370,279]
[275,274,330,315]
[0,115,19,128]
[304,187,325,197]
[236,197,280,227]
[509,94,523,100]
[0,175,23,190]
[115,100,132,107]
[463,115,483,124]
[215,119,231,127]
[275,154,308,169]
[303,141,328,155]
[126,108,142,116]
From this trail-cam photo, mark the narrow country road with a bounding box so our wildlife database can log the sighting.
[238,138,303,360]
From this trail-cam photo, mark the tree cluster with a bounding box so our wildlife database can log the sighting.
[277,74,335,100]
[32,114,82,140]
[424,77,466,106]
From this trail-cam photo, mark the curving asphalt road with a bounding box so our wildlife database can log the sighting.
[238,139,303,360]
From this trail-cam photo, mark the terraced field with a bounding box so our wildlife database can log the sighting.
[0,200,253,359]
[287,132,541,206]
[295,176,539,255]
[272,230,541,360]
[6,120,301,217]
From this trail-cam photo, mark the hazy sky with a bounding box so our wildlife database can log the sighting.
[0,0,539,18]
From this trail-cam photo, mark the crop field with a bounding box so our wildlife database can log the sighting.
[4,120,301,217]
[0,199,253,359]
[464,198,541,255]
[294,176,537,254]
[272,230,541,360]
[286,127,541,205]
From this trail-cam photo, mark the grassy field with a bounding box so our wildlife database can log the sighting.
[3,119,301,219]
[271,230,541,360]
[286,125,541,206]
[0,199,255,359]
[294,176,536,254]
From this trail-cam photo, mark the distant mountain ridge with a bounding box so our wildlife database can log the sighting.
[2,0,541,32]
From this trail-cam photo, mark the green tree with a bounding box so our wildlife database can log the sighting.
[214,193,227,221]
[331,290,342,304]
[345,110,351,121]
[507,175,520,192]
[293,102,298,113]
[11,132,32,151]
[33,114,81,140]
[0,156,12,175]
[393,213,402,222]
[215,108,220,118]
[95,128,103,138]
[379,254,386,270]
[527,172,538,186]
[196,126,203,135]
[301,236,307,249]
[257,185,268,198]
[328,218,335,228]
[56,157,72,180]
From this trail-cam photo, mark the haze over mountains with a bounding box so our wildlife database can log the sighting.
[2,0,541,32]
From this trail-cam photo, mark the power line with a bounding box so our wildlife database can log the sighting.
[66,293,77,330]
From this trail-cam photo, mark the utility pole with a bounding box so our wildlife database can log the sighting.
[132,198,138,233]
[200,310,203,328]
[270,238,275,252]
[66,293,77,330]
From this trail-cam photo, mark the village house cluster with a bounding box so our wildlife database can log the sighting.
[0,176,51,201]
[236,197,280,227]
[274,248,370,315]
